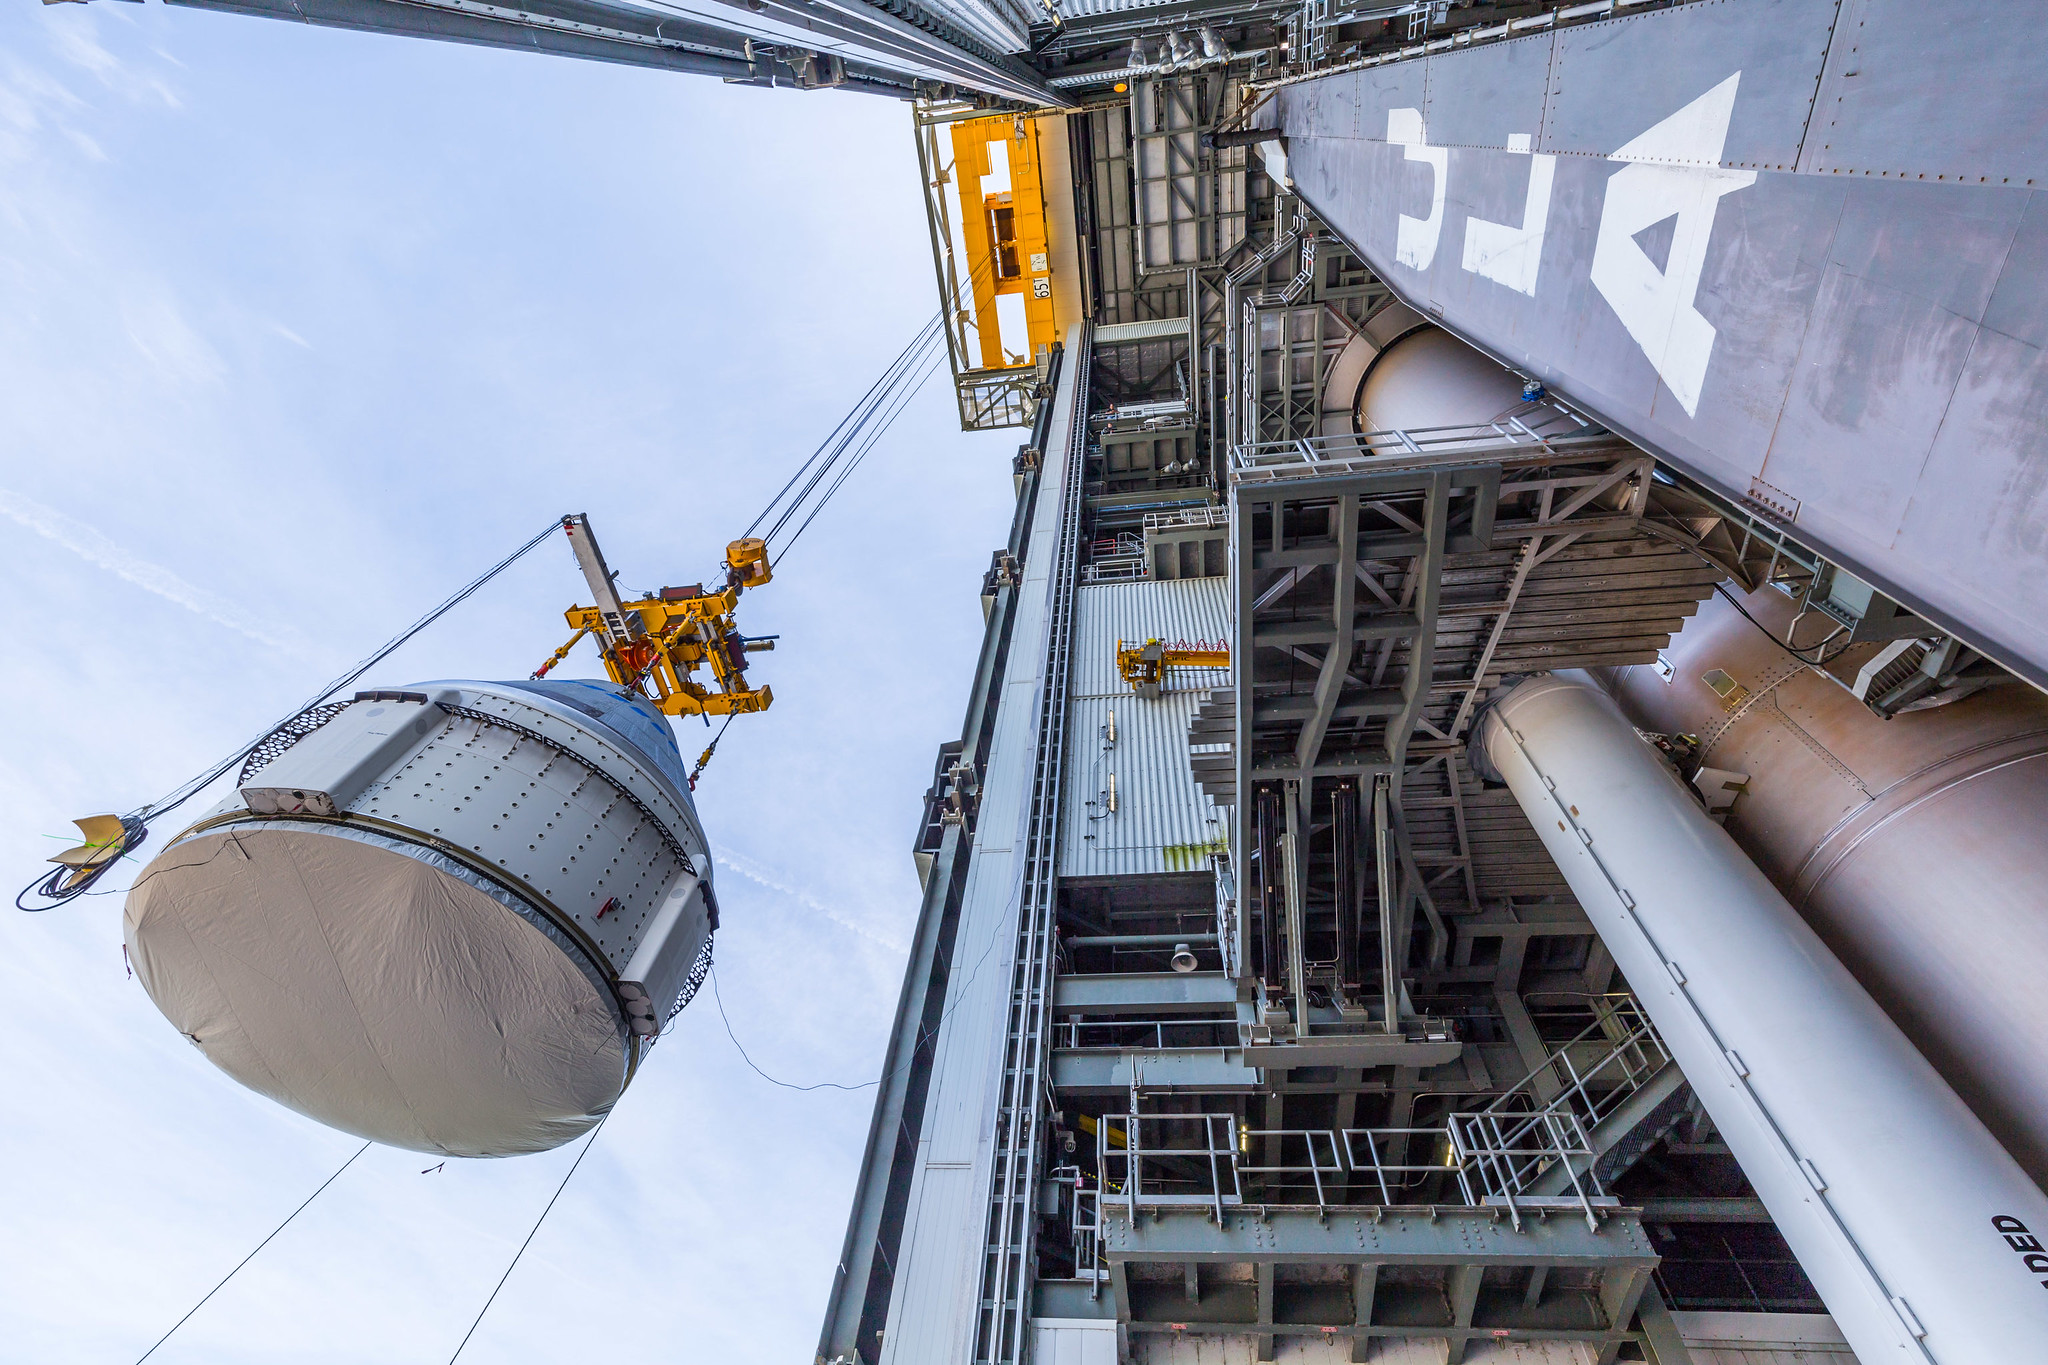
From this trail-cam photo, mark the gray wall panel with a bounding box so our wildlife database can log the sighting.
[1804,0,2048,182]
[1539,0,1835,168]
[1981,193,2048,350]
[1277,0,2048,687]
[1898,328,2048,617]
[1421,31,1552,151]
[1760,254,1983,543]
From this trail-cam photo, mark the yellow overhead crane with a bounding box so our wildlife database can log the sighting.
[1116,637,1230,699]
[949,115,1060,371]
[534,514,776,720]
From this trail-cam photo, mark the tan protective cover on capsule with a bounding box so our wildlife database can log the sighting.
[124,826,625,1157]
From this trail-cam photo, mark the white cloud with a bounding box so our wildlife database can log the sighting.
[64,125,105,161]
[120,290,227,385]
[0,487,306,654]
[48,16,121,81]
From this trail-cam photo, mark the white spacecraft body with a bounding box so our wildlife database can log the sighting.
[123,680,715,1157]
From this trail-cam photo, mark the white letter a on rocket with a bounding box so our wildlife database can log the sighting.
[1590,73,1756,418]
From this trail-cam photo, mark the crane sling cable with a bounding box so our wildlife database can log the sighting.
[746,316,947,567]
[446,1115,609,1364]
[746,309,945,549]
[741,246,1009,567]
[699,861,1023,1093]
[773,343,950,563]
[132,1141,372,1365]
[20,519,562,910]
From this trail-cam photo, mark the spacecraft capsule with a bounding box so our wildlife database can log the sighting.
[123,680,715,1157]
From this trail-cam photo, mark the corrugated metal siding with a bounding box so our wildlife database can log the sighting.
[1070,577,1232,700]
[1062,579,1231,878]
[1056,0,1188,17]
[1031,1319,1118,1365]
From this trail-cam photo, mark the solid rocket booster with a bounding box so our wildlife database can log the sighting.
[1479,676,2048,1364]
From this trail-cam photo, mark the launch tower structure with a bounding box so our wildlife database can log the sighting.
[92,1,2048,1361]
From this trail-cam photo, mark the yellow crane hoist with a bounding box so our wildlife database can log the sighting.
[1116,637,1230,699]
[534,513,777,721]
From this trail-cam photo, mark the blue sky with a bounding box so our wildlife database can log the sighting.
[0,6,1012,1361]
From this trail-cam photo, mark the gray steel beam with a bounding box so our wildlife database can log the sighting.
[1294,493,1361,772]
[1255,1261,1277,1361]
[1636,1284,1697,1365]
[1444,1263,1483,1365]
[970,334,1091,1365]
[1350,1263,1377,1364]
[1066,933,1218,948]
[1255,615,1420,648]
[1595,1265,1652,1365]
[1100,1204,1657,1266]
[166,0,1053,103]
[1633,1197,1772,1224]
[1050,1048,1263,1092]
[1053,972,1238,1014]
[168,0,756,78]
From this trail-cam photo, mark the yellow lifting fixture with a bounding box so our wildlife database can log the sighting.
[1116,637,1230,699]
[534,514,777,720]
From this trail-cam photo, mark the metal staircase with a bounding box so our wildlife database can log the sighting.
[1480,995,1690,1196]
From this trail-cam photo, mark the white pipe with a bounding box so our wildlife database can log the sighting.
[1478,675,2048,1365]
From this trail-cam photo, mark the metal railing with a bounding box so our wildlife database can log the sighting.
[1340,1126,1465,1206]
[1214,854,1240,979]
[1100,1112,1243,1224]
[1094,1108,1608,1228]
[1080,1002,1664,1232]
[1451,1107,1607,1231]
[1082,530,1149,583]
[1484,994,1672,1133]
[1056,1018,1236,1050]
[1229,406,1610,483]
[1237,1128,1347,1206]
[1144,505,1228,534]
[1050,1167,1105,1292]
[1081,556,1148,583]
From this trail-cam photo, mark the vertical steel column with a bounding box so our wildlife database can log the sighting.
[1372,774,1396,1034]
[1281,780,1308,1037]
[1253,786,1284,985]
[973,337,1090,1365]
[1331,783,1360,994]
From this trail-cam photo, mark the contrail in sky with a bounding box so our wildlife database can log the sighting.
[0,487,304,654]
[715,850,909,954]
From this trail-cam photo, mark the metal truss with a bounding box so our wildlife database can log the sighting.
[166,0,1054,103]
[1130,73,1250,270]
[1223,405,1702,1034]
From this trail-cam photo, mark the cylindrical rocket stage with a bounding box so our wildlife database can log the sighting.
[124,680,715,1157]
[1478,676,2048,1364]
[1598,583,2048,1189]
